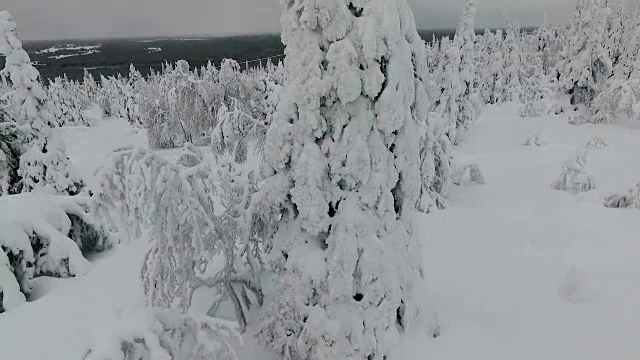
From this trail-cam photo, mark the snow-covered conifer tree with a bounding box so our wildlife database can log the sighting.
[451,0,481,144]
[255,1,429,358]
[605,0,628,66]
[81,69,99,106]
[591,11,640,124]
[125,64,143,126]
[557,0,613,105]
[476,28,504,104]
[496,18,523,103]
[0,11,84,196]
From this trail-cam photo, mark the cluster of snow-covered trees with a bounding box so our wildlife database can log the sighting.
[0,11,108,316]
[6,0,640,357]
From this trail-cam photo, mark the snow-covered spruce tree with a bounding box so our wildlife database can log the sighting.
[255,1,429,359]
[531,12,566,76]
[125,64,144,127]
[451,0,481,144]
[0,11,84,196]
[604,0,628,67]
[496,18,523,103]
[47,76,88,127]
[81,69,99,108]
[557,0,612,106]
[476,28,504,104]
[424,38,459,211]
[519,52,551,118]
[591,16,640,123]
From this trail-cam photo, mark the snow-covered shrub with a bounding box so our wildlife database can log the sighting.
[84,308,241,360]
[0,193,110,312]
[552,148,595,194]
[19,133,85,195]
[47,76,91,127]
[452,163,485,186]
[586,137,608,150]
[523,132,543,147]
[93,147,265,332]
[211,100,265,164]
[590,78,640,124]
[255,0,429,358]
[604,183,640,209]
[568,114,589,126]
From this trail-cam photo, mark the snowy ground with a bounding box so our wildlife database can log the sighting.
[2,105,640,359]
[419,103,640,360]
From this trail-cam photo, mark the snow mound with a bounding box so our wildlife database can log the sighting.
[0,193,110,311]
[85,308,241,360]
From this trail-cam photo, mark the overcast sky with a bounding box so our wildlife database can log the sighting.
[2,0,635,41]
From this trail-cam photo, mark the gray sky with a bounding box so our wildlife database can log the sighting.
[1,0,633,41]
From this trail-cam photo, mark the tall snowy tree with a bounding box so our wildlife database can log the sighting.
[476,28,505,104]
[0,11,84,196]
[496,18,523,104]
[255,0,429,359]
[605,0,628,67]
[591,22,640,123]
[557,0,613,105]
[451,0,481,144]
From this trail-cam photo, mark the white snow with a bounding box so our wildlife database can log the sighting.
[49,50,99,60]
[34,44,101,59]
[55,112,146,189]
[413,103,640,360]
[35,44,101,55]
[3,101,640,359]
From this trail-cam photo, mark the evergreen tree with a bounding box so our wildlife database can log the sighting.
[451,0,481,144]
[557,0,613,105]
[0,11,84,196]
[255,0,429,358]
[497,18,523,103]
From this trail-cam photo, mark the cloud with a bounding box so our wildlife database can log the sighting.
[1,0,634,41]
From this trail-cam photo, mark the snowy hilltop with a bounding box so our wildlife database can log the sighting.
[2,0,640,359]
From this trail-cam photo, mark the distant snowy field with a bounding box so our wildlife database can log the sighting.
[34,44,102,60]
[2,104,640,360]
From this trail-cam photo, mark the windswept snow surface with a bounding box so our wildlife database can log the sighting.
[55,110,147,189]
[2,105,640,359]
[414,103,640,360]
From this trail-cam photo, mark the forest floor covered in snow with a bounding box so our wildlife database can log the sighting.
[2,104,640,360]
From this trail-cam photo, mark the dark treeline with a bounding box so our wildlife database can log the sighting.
[2,30,460,82]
